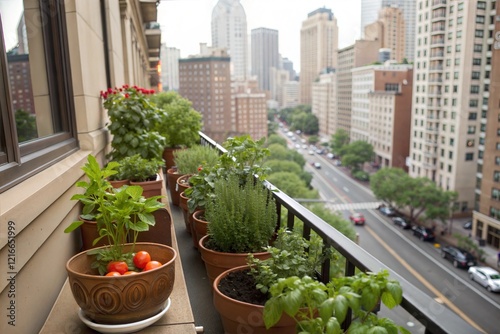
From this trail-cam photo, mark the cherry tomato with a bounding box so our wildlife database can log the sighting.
[105,271,121,277]
[123,271,138,275]
[143,261,162,271]
[133,251,151,269]
[107,261,128,275]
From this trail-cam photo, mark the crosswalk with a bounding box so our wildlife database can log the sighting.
[325,201,382,212]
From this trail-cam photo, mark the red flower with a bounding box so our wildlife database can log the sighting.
[107,88,113,93]
[197,165,203,172]
[124,93,130,98]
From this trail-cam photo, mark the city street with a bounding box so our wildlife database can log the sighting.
[305,152,500,333]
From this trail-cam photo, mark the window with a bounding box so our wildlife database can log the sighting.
[477,2,486,9]
[476,16,485,23]
[0,1,77,192]
[470,99,479,107]
[471,72,481,80]
[468,126,476,134]
[466,139,475,147]
[474,44,483,52]
[468,112,477,120]
[447,46,452,53]
[496,157,500,165]
[473,58,481,65]
[475,30,484,38]
[458,2,464,11]
[456,30,462,39]
[454,58,460,66]
[492,188,500,201]
[457,17,463,25]
[494,171,500,182]
[470,85,480,94]
[465,153,474,161]
[385,83,399,91]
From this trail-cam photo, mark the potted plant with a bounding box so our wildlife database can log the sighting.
[173,145,219,227]
[101,85,166,163]
[64,155,177,325]
[152,91,202,170]
[213,228,331,334]
[198,173,276,284]
[185,135,270,214]
[263,270,408,333]
[115,154,164,198]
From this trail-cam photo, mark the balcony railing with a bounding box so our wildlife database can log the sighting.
[199,131,479,333]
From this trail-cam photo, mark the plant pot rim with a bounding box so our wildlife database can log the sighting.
[198,235,270,257]
[213,265,264,309]
[66,242,176,278]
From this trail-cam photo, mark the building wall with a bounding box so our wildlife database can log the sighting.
[473,1,500,249]
[409,0,484,213]
[160,44,180,91]
[0,1,158,333]
[282,81,300,109]
[251,27,279,92]
[300,8,338,105]
[312,71,337,139]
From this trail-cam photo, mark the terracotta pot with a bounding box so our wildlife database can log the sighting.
[130,174,162,198]
[109,179,130,189]
[66,242,176,325]
[166,168,183,206]
[79,218,108,251]
[192,210,208,248]
[179,191,191,234]
[214,265,297,334]
[198,235,270,285]
[176,174,192,194]
[163,147,184,171]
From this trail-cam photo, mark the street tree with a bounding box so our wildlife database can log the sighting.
[267,172,318,199]
[267,143,306,168]
[330,129,350,156]
[425,190,458,234]
[341,140,374,170]
[266,134,287,148]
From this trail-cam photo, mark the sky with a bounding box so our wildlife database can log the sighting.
[158,0,362,72]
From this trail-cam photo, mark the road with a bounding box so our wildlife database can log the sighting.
[302,150,500,334]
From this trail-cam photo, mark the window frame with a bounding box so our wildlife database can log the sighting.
[0,0,78,192]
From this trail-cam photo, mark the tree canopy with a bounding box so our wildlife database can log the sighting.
[330,129,350,156]
[341,141,374,170]
[267,172,318,199]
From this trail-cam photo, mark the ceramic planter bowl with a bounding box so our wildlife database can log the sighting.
[66,242,176,325]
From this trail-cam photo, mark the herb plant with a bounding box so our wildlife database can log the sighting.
[205,173,276,253]
[173,145,220,175]
[114,154,163,182]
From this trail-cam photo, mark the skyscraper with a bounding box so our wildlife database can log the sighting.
[365,5,405,62]
[409,0,486,213]
[361,0,416,61]
[251,27,279,92]
[211,0,248,80]
[160,44,180,91]
[300,7,338,105]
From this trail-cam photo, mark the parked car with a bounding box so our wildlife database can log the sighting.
[440,245,477,269]
[468,266,500,292]
[313,162,321,169]
[349,213,365,225]
[379,206,396,217]
[326,153,335,159]
[392,217,411,229]
[412,226,435,241]
[463,221,472,230]
[308,150,315,155]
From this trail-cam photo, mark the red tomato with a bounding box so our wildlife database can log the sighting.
[105,271,121,277]
[123,271,138,275]
[107,261,128,275]
[133,251,151,269]
[143,261,162,271]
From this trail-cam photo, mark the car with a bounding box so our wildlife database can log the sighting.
[308,150,315,155]
[313,162,321,169]
[392,217,411,229]
[412,226,435,241]
[349,213,365,225]
[334,159,342,166]
[441,245,477,268]
[468,266,500,292]
[326,153,335,159]
[463,221,472,230]
[379,206,396,217]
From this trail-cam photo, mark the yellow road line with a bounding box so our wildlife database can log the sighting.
[365,225,486,333]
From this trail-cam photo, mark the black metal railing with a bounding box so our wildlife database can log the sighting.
[199,131,480,334]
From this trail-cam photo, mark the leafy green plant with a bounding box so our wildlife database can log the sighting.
[113,154,163,182]
[101,85,166,161]
[64,155,164,274]
[248,228,333,294]
[205,173,276,253]
[264,270,409,334]
[185,135,271,213]
[173,145,220,175]
[152,91,202,148]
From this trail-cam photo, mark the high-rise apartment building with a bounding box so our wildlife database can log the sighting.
[7,52,35,115]
[312,69,337,139]
[233,79,268,140]
[365,5,405,62]
[282,81,300,109]
[251,28,279,92]
[409,0,488,214]
[300,7,338,105]
[361,0,416,61]
[281,57,296,81]
[336,39,380,136]
[178,49,234,144]
[270,67,291,105]
[473,1,500,249]
[160,44,179,91]
[211,0,248,80]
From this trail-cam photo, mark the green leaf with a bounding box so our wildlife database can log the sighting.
[263,297,283,329]
[64,220,84,233]
[384,282,402,307]
[325,317,341,334]
[283,287,303,316]
[367,326,389,334]
[319,298,335,323]
[333,295,349,324]
[348,321,369,334]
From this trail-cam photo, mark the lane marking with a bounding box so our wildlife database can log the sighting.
[365,225,486,333]
[343,186,349,193]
